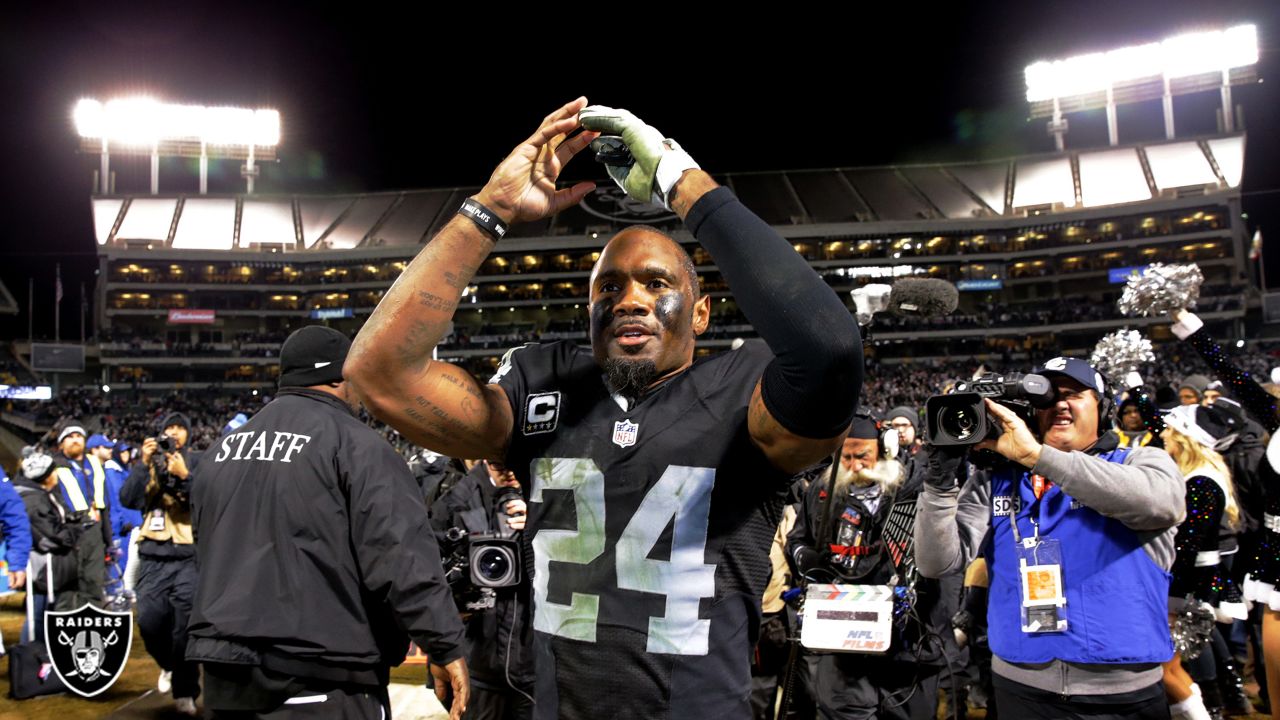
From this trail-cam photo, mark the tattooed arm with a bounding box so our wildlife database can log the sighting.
[344,98,598,460]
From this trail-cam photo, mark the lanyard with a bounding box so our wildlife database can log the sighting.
[1009,473,1051,546]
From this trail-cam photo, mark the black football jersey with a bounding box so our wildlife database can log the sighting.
[494,340,791,720]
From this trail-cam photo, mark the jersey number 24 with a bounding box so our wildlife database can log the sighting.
[530,457,717,656]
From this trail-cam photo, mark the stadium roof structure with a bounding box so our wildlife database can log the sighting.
[91,132,1245,257]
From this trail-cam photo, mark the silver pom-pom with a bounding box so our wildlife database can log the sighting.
[1170,598,1215,660]
[1117,263,1203,317]
[1090,330,1155,390]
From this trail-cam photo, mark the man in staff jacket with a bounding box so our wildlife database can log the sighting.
[187,325,469,720]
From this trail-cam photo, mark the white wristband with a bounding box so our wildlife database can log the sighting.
[654,141,700,209]
[1170,311,1204,340]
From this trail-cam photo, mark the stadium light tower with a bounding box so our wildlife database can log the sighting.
[1024,24,1258,150]
[74,97,280,195]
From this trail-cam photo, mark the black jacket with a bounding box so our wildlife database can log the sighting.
[430,464,533,691]
[186,388,466,684]
[787,461,946,666]
[13,476,83,593]
[121,442,202,560]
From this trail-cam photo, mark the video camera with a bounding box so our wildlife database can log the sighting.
[440,486,524,612]
[924,373,1055,446]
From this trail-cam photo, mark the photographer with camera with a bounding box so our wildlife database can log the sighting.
[915,357,1184,719]
[431,459,532,720]
[120,411,202,714]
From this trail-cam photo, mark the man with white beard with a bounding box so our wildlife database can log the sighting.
[786,413,948,719]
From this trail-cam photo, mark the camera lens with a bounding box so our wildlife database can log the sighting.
[475,547,514,585]
[939,407,978,441]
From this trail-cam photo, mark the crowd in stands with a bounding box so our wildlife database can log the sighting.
[6,338,1278,466]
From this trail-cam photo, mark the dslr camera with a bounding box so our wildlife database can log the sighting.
[925,372,1055,446]
[149,435,188,496]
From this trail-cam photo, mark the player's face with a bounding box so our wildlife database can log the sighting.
[1179,387,1200,405]
[1035,377,1099,452]
[1202,388,1221,405]
[840,437,879,473]
[588,229,710,375]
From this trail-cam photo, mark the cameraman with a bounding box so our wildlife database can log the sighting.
[787,414,947,719]
[915,358,1184,719]
[121,412,202,715]
[431,459,532,720]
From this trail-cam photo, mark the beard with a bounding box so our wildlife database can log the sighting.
[603,358,659,400]
[833,458,905,498]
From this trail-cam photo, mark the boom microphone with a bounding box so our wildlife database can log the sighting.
[887,278,959,318]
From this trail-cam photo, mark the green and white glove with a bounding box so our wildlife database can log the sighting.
[578,105,699,209]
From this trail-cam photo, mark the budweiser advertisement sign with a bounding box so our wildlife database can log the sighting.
[168,309,216,324]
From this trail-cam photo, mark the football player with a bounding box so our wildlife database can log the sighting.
[347,98,863,719]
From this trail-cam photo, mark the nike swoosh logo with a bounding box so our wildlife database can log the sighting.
[314,361,331,369]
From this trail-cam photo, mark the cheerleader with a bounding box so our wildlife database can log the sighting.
[1170,308,1278,718]
[1160,404,1246,719]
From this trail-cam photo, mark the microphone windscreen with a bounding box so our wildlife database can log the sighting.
[888,278,959,317]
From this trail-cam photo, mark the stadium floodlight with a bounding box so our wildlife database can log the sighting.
[1025,24,1258,149]
[74,96,280,195]
[74,98,280,148]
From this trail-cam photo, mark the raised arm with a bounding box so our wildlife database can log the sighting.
[1172,309,1279,433]
[579,108,862,473]
[345,99,598,460]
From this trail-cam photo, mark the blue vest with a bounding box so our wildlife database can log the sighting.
[986,446,1174,665]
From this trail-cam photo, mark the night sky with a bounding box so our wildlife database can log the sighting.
[1,1,1277,341]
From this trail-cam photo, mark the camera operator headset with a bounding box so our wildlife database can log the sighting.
[120,412,203,708]
[430,460,534,720]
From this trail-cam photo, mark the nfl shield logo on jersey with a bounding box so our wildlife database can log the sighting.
[612,419,639,448]
[45,603,133,697]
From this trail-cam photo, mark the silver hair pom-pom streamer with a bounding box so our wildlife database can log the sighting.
[1170,597,1215,660]
[1117,263,1204,317]
[1090,330,1156,392]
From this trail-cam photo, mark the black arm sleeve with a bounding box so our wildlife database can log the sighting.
[685,187,863,438]
[1184,329,1279,433]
